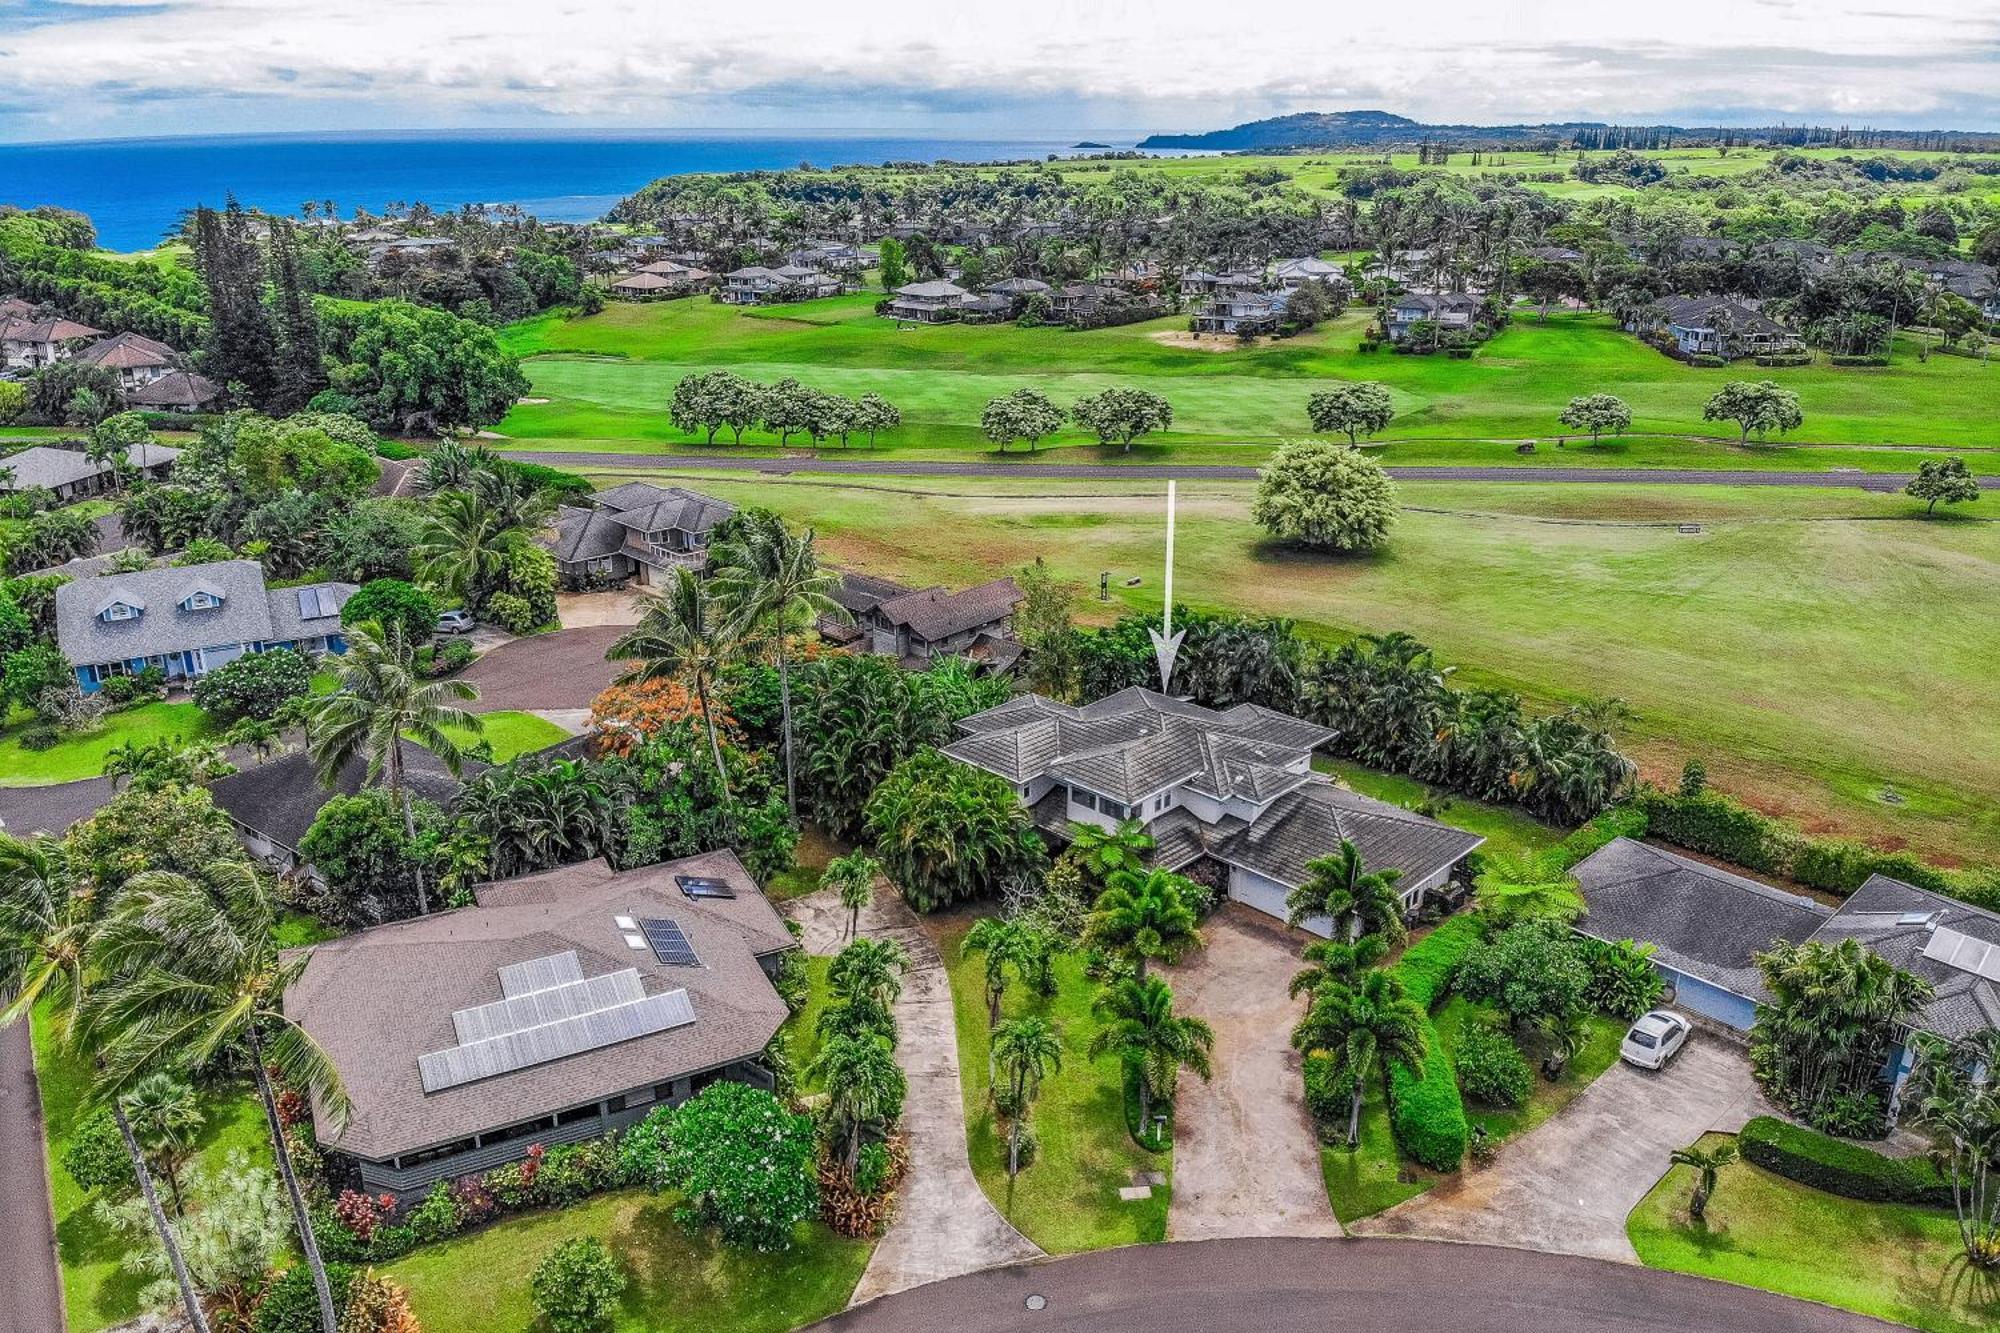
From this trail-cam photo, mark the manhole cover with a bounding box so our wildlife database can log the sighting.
[1026,1294,1048,1311]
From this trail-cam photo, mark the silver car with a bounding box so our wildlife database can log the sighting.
[435,609,476,635]
[1620,1010,1691,1070]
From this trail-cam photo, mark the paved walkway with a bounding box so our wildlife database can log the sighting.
[787,887,1041,1304]
[809,1236,1898,1332]
[1352,1037,1765,1262]
[0,1021,65,1333]
[1163,906,1341,1241]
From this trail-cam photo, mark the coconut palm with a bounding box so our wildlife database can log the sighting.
[1288,933,1387,1002]
[307,619,480,916]
[809,1032,905,1176]
[411,487,517,608]
[1669,1141,1739,1222]
[1083,870,1201,981]
[991,1016,1063,1176]
[86,862,351,1333]
[607,567,746,804]
[1284,839,1406,947]
[1291,968,1428,1147]
[711,510,847,814]
[823,851,880,941]
[1087,975,1213,1129]
[961,916,1048,1028]
[0,834,214,1333]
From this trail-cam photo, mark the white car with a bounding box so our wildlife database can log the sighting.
[1620,1010,1692,1070]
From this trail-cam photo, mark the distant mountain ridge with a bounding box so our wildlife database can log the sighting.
[1138,110,2000,153]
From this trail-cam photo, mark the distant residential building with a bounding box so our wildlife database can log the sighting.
[55,558,354,692]
[1193,289,1289,336]
[985,276,1051,301]
[126,370,223,413]
[1650,296,1802,359]
[0,316,104,371]
[1271,256,1345,290]
[0,441,180,504]
[1386,291,1483,342]
[544,481,737,589]
[608,272,684,300]
[823,571,1024,673]
[885,280,973,323]
[720,265,842,305]
[73,331,182,389]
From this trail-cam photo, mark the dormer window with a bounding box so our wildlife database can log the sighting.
[100,601,140,622]
[181,591,220,611]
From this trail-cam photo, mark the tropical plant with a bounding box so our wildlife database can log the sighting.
[621,1082,819,1249]
[991,1015,1063,1175]
[1749,937,1932,1131]
[823,936,910,1045]
[823,851,881,941]
[307,618,480,915]
[1669,1141,1740,1222]
[1292,968,1428,1145]
[608,566,747,804]
[961,916,1052,1026]
[530,1236,625,1333]
[1284,839,1406,946]
[1088,975,1214,1128]
[1471,854,1583,927]
[1251,439,1398,552]
[1066,818,1154,888]
[1904,1030,2000,1268]
[1288,932,1387,1001]
[809,1032,906,1176]
[1453,1019,1533,1107]
[862,749,1046,913]
[1580,937,1667,1020]
[1083,869,1203,980]
[1456,920,1592,1031]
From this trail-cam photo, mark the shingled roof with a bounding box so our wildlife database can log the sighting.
[211,746,481,855]
[1810,876,2000,1044]
[1211,783,1485,893]
[547,505,628,564]
[126,370,222,409]
[872,576,1022,644]
[74,330,179,371]
[285,850,793,1160]
[590,482,735,538]
[0,442,180,492]
[54,558,351,665]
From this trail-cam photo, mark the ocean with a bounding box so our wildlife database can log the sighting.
[0,131,1148,251]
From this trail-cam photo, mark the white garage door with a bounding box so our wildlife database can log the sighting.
[1229,867,1330,937]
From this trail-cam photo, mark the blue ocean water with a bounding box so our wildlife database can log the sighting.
[0,131,1137,251]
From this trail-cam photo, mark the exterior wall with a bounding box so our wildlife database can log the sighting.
[75,635,348,693]
[1656,966,1759,1031]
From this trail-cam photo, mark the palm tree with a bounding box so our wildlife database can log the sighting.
[827,937,911,1023]
[1288,933,1387,1002]
[809,1032,906,1176]
[1084,870,1201,981]
[87,864,351,1333]
[1284,839,1406,948]
[307,619,481,916]
[122,1071,205,1217]
[991,1016,1063,1176]
[711,511,846,814]
[1066,818,1154,887]
[1088,975,1213,1129]
[607,567,745,804]
[0,834,213,1333]
[823,851,880,941]
[1669,1141,1739,1222]
[1291,968,1428,1147]
[961,917,1047,1028]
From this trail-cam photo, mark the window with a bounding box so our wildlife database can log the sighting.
[394,1136,477,1170]
[101,603,138,621]
[553,1104,601,1128]
[479,1114,556,1147]
[1071,788,1097,812]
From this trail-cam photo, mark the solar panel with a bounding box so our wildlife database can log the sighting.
[419,987,695,1094]
[453,969,645,1045]
[639,918,700,967]
[1922,926,2000,983]
[497,952,584,998]
[676,875,737,901]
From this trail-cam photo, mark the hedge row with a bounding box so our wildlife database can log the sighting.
[1385,915,1486,1171]
[1738,1115,1952,1208]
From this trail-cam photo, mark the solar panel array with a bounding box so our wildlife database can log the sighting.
[419,978,696,1094]
[497,951,584,997]
[676,875,737,901]
[1922,926,2000,983]
[296,585,341,620]
[640,918,700,967]
[454,969,645,1045]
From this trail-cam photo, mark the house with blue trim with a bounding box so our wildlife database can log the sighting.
[54,558,355,692]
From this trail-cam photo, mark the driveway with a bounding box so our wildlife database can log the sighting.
[1352,1036,1766,1261]
[0,775,117,836]
[459,625,631,712]
[787,887,1041,1304]
[557,590,648,629]
[1163,905,1341,1241]
[0,1021,65,1333]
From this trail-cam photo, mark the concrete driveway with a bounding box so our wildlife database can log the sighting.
[459,625,631,712]
[1163,904,1342,1241]
[1352,1035,1765,1261]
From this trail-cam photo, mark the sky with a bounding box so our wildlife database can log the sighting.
[2,0,1999,144]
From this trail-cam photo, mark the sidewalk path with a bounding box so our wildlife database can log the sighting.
[0,1020,65,1333]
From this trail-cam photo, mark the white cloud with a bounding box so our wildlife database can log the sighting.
[1,0,1996,141]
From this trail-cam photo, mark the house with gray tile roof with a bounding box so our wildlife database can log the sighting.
[946,687,1481,931]
[1808,875,2000,1053]
[0,441,180,504]
[54,558,353,692]
[1387,291,1484,343]
[284,849,794,1196]
[543,482,736,589]
[126,370,222,412]
[826,571,1024,673]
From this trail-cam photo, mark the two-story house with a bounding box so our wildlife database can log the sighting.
[1192,289,1289,336]
[1650,295,1802,359]
[944,688,1483,931]
[545,482,737,589]
[1272,256,1346,290]
[73,331,183,389]
[0,316,104,372]
[55,558,354,692]
[824,571,1024,673]
[1386,291,1484,343]
[885,280,973,323]
[720,265,842,305]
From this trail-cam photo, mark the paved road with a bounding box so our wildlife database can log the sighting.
[811,1236,1898,1332]
[0,1021,66,1333]
[510,449,1997,492]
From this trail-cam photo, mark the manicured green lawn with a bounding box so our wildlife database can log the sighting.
[575,469,2000,866]
[34,1008,273,1333]
[384,1188,873,1333]
[937,919,1170,1253]
[1319,1083,1432,1223]
[447,709,570,762]
[1314,757,1565,863]
[1630,1133,1999,1333]
[0,699,214,787]
[1432,997,1625,1145]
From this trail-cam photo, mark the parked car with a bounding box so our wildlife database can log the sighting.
[1620,1010,1692,1070]
[435,609,476,635]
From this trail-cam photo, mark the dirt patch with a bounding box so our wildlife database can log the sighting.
[1150,330,1280,353]
[517,396,552,404]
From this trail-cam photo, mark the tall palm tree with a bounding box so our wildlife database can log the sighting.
[1291,968,1427,1147]
[1288,933,1387,1002]
[607,567,745,804]
[1087,975,1213,1129]
[823,851,880,941]
[961,916,1047,1028]
[411,484,548,610]
[711,511,847,814]
[808,1032,905,1176]
[827,937,911,1022]
[307,619,480,916]
[1668,1141,1739,1222]
[1084,870,1201,981]
[87,863,351,1333]
[991,1016,1063,1176]
[1284,839,1406,947]
[0,834,213,1333]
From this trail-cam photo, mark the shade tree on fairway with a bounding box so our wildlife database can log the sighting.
[1905,457,1980,516]
[1251,439,1399,552]
[1070,387,1173,452]
[980,387,1066,453]
[1306,381,1395,445]
[671,371,904,448]
[1703,380,1804,444]
[1558,392,1633,445]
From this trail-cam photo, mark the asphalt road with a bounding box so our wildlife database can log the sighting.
[510,450,1997,492]
[0,1021,65,1333]
[811,1237,1900,1333]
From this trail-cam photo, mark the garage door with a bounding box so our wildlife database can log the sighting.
[1660,968,1758,1031]
[1228,868,1330,937]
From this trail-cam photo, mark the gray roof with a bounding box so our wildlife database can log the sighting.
[1810,876,2000,1044]
[986,277,1051,296]
[285,850,793,1159]
[1211,782,1484,892]
[546,505,628,564]
[54,558,352,666]
[895,280,969,300]
[830,571,914,615]
[871,576,1022,644]
[589,482,735,538]
[1573,838,1831,1002]
[0,442,181,492]
[1393,291,1483,316]
[211,746,480,854]
[126,371,221,408]
[1658,296,1794,337]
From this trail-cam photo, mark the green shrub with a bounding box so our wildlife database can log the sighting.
[60,1111,133,1193]
[253,1263,358,1333]
[485,590,540,635]
[1547,803,1649,873]
[1638,788,1964,898]
[854,1140,892,1197]
[97,674,139,707]
[192,647,311,722]
[1302,1050,1356,1125]
[1829,354,1891,366]
[1397,914,1485,1006]
[405,1182,462,1243]
[531,1236,625,1333]
[1454,1021,1532,1107]
[1389,1047,1468,1170]
[1738,1115,1952,1207]
[18,725,60,752]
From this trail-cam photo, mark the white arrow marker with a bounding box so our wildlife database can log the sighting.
[1148,479,1185,693]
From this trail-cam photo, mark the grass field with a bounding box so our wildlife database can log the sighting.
[494,298,2000,457]
[0,699,214,786]
[444,709,570,761]
[937,917,1172,1253]
[571,468,2000,866]
[1629,1133,2000,1333]
[1320,1085,1431,1224]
